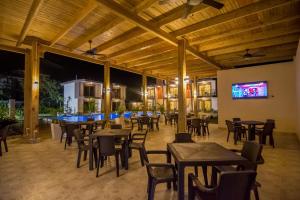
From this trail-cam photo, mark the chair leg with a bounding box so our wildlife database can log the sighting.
[139,148,145,166]
[60,132,64,143]
[269,134,275,148]
[115,153,120,177]
[147,177,152,193]
[148,181,156,200]
[202,165,209,186]
[227,131,230,142]
[0,141,2,156]
[93,149,98,168]
[194,166,198,177]
[253,185,260,200]
[3,140,8,152]
[64,137,67,150]
[96,155,101,177]
[188,175,195,200]
[77,150,82,168]
[173,179,177,191]
[83,150,87,161]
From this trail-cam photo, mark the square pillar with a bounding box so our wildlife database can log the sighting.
[193,76,198,117]
[24,40,40,141]
[104,62,111,123]
[177,39,187,133]
[166,79,170,114]
[142,73,147,114]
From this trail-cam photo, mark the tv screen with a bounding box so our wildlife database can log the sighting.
[232,81,268,99]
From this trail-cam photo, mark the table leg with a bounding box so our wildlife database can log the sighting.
[124,138,129,170]
[248,125,255,140]
[177,163,185,200]
[89,135,93,171]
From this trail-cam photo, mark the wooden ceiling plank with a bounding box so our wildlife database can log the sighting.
[172,0,292,37]
[0,44,26,54]
[49,0,98,46]
[95,0,221,69]
[190,14,300,45]
[69,0,156,50]
[207,33,300,57]
[16,0,45,47]
[96,3,208,54]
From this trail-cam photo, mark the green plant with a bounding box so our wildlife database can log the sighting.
[0,102,9,120]
[117,104,126,115]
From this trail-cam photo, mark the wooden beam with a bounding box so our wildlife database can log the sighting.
[96,0,222,69]
[24,40,40,141]
[16,0,44,47]
[95,3,208,54]
[190,14,300,45]
[207,33,300,57]
[0,44,26,54]
[69,0,156,50]
[49,0,97,46]
[198,24,300,52]
[142,73,148,114]
[104,62,111,123]
[40,44,160,79]
[171,0,292,37]
[192,76,197,116]
[177,39,187,133]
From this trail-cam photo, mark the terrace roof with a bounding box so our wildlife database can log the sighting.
[0,0,299,79]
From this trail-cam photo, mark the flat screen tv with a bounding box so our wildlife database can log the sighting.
[232,81,268,99]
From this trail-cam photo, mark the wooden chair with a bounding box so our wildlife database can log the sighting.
[73,129,98,168]
[232,117,247,140]
[211,141,264,200]
[191,118,202,136]
[0,125,9,156]
[59,120,66,143]
[151,115,160,131]
[96,136,123,177]
[139,116,151,131]
[130,117,138,130]
[201,118,210,136]
[188,170,257,200]
[64,123,79,149]
[129,130,148,166]
[225,120,236,143]
[256,120,275,148]
[142,147,177,200]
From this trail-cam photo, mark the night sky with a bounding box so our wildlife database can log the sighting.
[0,50,156,102]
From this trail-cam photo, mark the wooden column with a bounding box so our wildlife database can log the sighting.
[177,39,187,133]
[104,62,111,124]
[142,73,147,114]
[24,40,40,141]
[166,79,170,114]
[193,76,198,117]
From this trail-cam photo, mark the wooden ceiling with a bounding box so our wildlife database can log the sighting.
[0,0,299,80]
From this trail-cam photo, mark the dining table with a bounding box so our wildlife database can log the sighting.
[167,142,250,200]
[240,120,265,140]
[88,128,131,171]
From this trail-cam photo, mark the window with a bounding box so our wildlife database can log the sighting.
[84,85,95,97]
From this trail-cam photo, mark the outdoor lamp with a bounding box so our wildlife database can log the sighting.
[33,80,39,89]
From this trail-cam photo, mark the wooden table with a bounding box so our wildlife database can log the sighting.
[241,121,265,140]
[88,128,131,171]
[167,142,249,200]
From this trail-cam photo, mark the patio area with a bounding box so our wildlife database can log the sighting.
[1,123,300,200]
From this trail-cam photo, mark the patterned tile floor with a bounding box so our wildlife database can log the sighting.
[0,123,300,200]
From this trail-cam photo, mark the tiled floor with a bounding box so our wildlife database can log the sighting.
[0,123,300,200]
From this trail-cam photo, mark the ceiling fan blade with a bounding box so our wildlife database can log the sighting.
[182,3,193,19]
[202,0,224,9]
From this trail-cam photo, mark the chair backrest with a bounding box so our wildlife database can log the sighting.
[111,124,122,129]
[98,136,116,156]
[216,170,257,200]
[173,132,194,143]
[191,118,201,127]
[266,119,275,129]
[132,130,148,144]
[87,118,94,122]
[0,125,9,139]
[140,116,150,124]
[225,120,234,132]
[240,141,263,170]
[262,121,275,136]
[73,129,84,147]
[232,118,241,122]
[65,123,79,137]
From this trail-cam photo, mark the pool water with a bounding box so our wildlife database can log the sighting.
[57,111,160,122]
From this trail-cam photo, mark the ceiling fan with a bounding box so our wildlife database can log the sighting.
[159,0,224,19]
[79,40,106,59]
[242,49,266,60]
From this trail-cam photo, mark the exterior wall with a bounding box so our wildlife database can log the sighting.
[63,82,77,113]
[296,40,300,140]
[218,62,297,133]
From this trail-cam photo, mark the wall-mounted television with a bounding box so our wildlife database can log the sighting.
[232,81,268,99]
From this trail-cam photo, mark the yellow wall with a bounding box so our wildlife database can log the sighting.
[218,61,297,133]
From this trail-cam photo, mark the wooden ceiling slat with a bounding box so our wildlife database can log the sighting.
[49,0,97,46]
[95,3,208,55]
[96,0,222,69]
[172,0,291,37]
[16,0,45,46]
[68,0,156,50]
[190,14,300,45]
